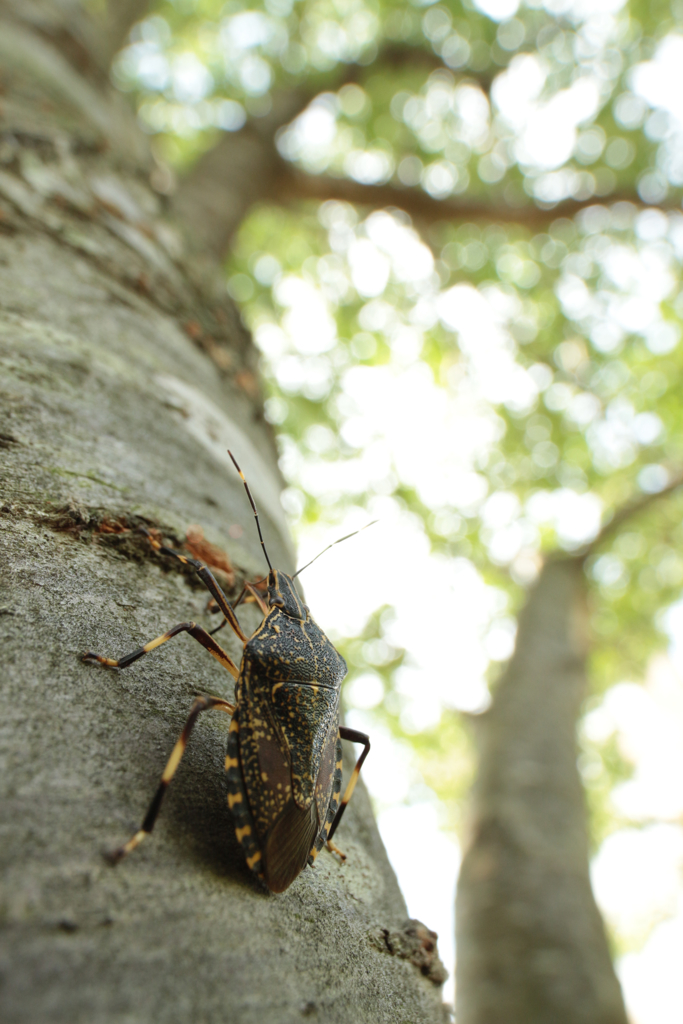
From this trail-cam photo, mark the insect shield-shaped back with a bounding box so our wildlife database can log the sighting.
[81,450,367,890]
[226,568,348,892]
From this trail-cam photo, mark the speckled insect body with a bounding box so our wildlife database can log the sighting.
[83,454,370,893]
[225,570,348,891]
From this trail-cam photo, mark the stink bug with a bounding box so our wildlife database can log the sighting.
[83,453,370,892]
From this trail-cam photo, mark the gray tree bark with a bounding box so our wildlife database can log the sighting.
[456,558,627,1024]
[0,5,446,1022]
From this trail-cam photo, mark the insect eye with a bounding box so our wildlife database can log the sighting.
[270,595,284,607]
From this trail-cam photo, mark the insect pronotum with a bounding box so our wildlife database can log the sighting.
[83,452,371,892]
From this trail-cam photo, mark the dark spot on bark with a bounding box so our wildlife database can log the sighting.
[42,500,92,532]
[136,272,151,294]
[372,919,448,987]
[184,319,203,340]
[9,500,250,598]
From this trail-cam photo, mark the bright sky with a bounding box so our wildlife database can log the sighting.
[297,503,683,1016]
[237,18,683,1022]
[275,30,683,1014]
[299,526,466,1003]
[587,652,683,1023]
[122,5,683,1014]
[293,370,683,1021]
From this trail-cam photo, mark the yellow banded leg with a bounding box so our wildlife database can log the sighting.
[139,526,249,644]
[241,581,269,616]
[326,726,371,844]
[326,839,347,863]
[83,621,240,680]
[210,581,268,638]
[108,695,235,864]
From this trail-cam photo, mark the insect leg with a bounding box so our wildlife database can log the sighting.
[108,695,235,863]
[209,581,268,636]
[240,581,269,615]
[83,621,240,679]
[140,527,249,643]
[326,726,371,844]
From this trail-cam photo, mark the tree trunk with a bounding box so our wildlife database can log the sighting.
[455,558,627,1024]
[0,6,446,1022]
[173,89,311,257]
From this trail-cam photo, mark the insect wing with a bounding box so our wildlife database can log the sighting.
[259,708,341,890]
[308,728,343,864]
[230,601,349,891]
[236,682,293,842]
[262,795,318,893]
[270,681,338,807]
[229,677,316,890]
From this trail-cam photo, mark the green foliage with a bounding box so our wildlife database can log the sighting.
[580,727,635,852]
[117,0,683,948]
[336,604,475,831]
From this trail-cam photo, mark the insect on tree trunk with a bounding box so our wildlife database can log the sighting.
[0,4,447,1022]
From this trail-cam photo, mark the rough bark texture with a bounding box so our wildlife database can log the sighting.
[0,5,446,1022]
[455,559,627,1024]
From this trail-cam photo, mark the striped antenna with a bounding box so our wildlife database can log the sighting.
[228,451,273,573]
[292,520,378,580]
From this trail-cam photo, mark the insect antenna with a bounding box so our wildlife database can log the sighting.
[228,450,273,573]
[292,520,377,580]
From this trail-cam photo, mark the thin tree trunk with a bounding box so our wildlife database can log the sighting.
[456,558,627,1024]
[0,6,446,1021]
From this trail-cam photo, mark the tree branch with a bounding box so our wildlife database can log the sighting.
[177,129,665,257]
[347,40,498,95]
[172,46,494,257]
[173,89,312,257]
[274,163,675,229]
[583,466,683,558]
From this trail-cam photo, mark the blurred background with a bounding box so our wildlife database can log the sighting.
[112,0,683,1016]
